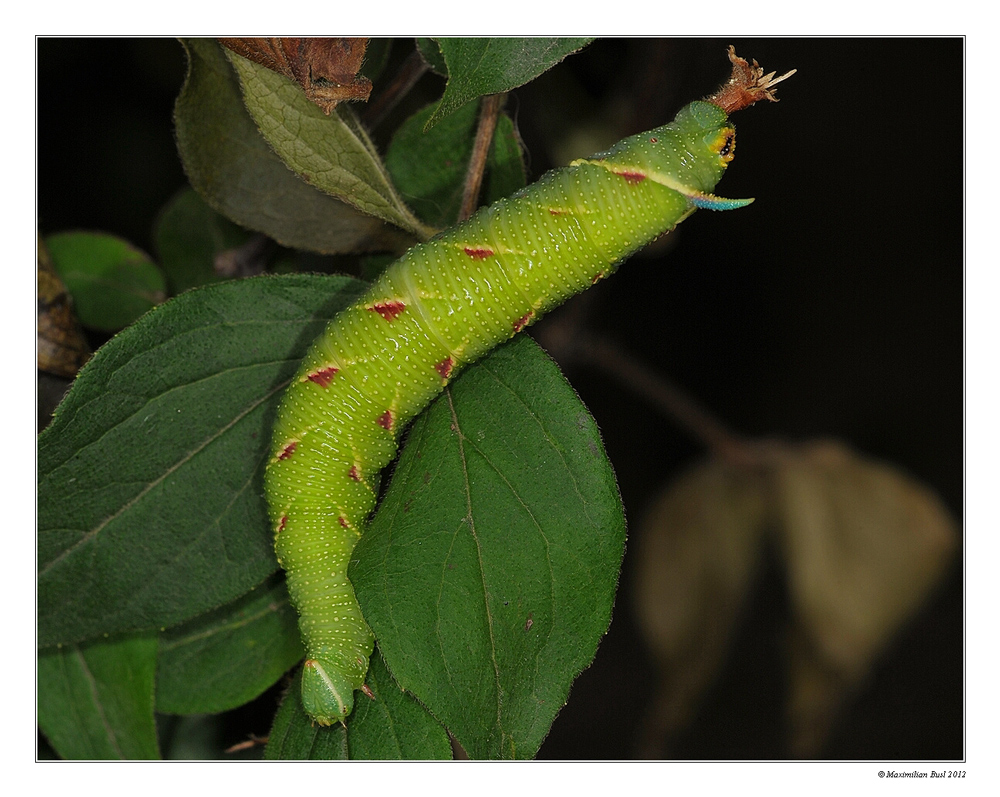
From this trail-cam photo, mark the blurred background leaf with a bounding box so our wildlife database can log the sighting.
[632,440,956,758]
[774,441,957,757]
[631,456,769,757]
[45,231,165,332]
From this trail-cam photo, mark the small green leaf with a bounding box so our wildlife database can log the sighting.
[156,576,304,715]
[426,38,594,129]
[416,38,447,76]
[360,38,393,83]
[352,335,626,759]
[386,101,525,228]
[224,44,433,240]
[38,274,367,648]
[38,632,159,760]
[154,187,254,295]
[264,651,451,760]
[45,231,165,331]
[174,38,414,256]
[484,112,527,204]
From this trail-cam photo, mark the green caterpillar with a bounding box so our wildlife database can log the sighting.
[265,47,793,725]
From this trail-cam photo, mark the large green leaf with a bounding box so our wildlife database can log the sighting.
[156,575,304,715]
[352,335,626,759]
[385,101,525,228]
[45,231,165,331]
[224,44,433,240]
[38,274,367,647]
[38,633,159,760]
[174,38,413,256]
[264,651,451,760]
[425,38,594,128]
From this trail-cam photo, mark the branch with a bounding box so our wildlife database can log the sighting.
[458,93,507,222]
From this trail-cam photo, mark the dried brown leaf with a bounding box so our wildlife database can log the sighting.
[37,234,90,379]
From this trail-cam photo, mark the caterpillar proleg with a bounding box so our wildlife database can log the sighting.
[264,47,793,725]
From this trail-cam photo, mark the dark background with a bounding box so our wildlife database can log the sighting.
[37,38,963,760]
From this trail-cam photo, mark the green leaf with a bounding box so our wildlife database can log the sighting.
[159,714,229,760]
[426,38,594,129]
[484,111,527,204]
[38,633,159,760]
[360,38,393,83]
[38,274,367,648]
[264,651,451,760]
[174,38,414,256]
[223,43,434,241]
[45,231,165,331]
[156,575,304,715]
[352,335,626,759]
[385,101,525,228]
[416,38,447,76]
[153,187,255,295]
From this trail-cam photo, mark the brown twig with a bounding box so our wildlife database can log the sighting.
[535,301,759,467]
[581,336,757,466]
[362,49,430,129]
[457,93,507,222]
[224,734,269,754]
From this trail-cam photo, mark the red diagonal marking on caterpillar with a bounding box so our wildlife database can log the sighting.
[548,207,570,215]
[435,357,454,380]
[337,514,362,538]
[463,246,494,260]
[349,465,362,482]
[592,271,605,284]
[278,441,298,460]
[368,300,406,322]
[613,169,646,184]
[277,515,288,534]
[305,365,338,388]
[513,311,534,333]
[377,409,394,431]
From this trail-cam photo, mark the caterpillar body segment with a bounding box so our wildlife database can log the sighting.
[264,50,791,726]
